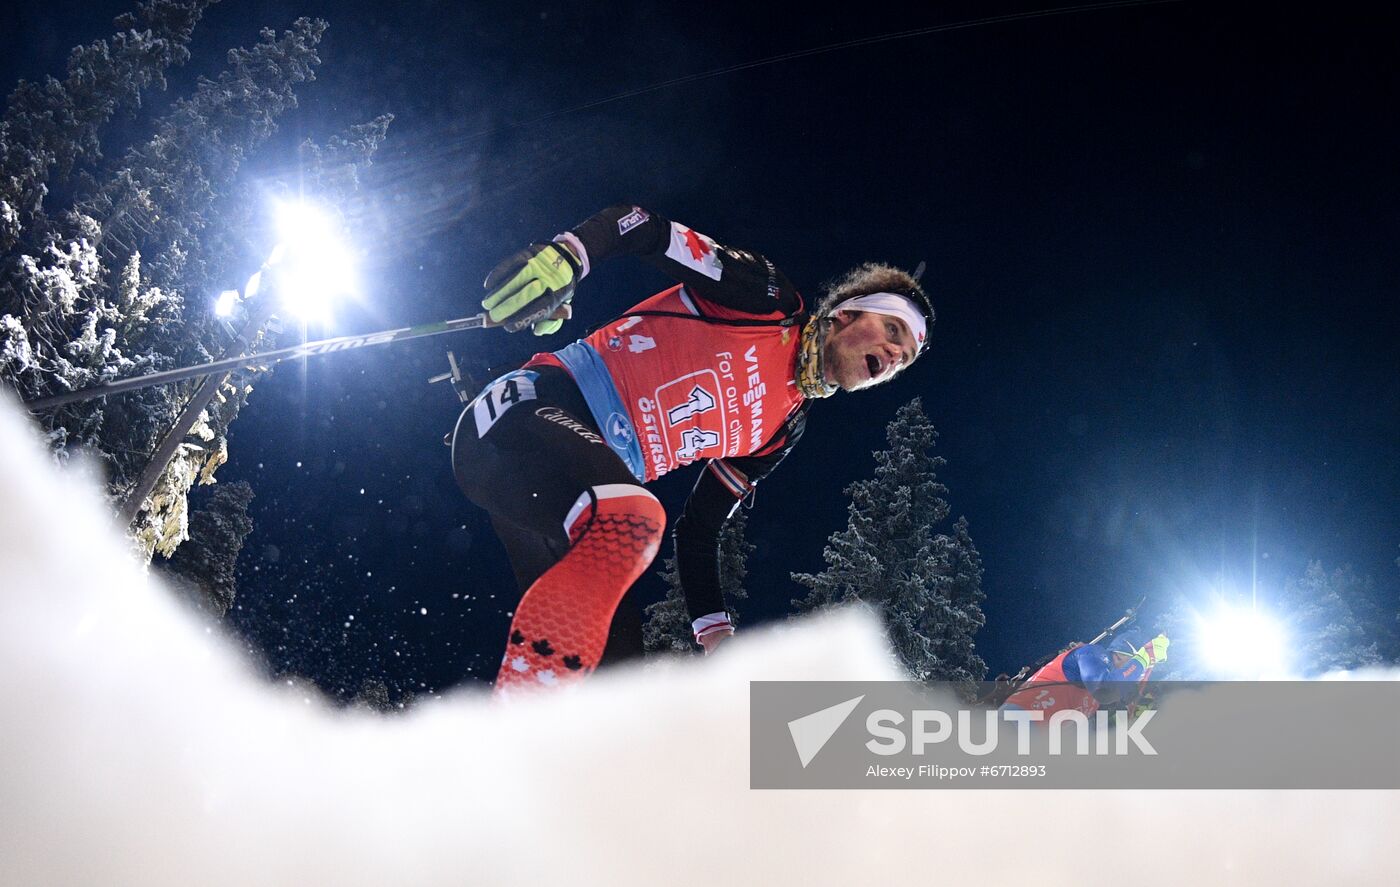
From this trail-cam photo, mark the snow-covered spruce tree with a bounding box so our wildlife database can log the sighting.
[1276,562,1388,674]
[792,398,987,685]
[350,678,394,713]
[0,1,213,259]
[643,507,754,655]
[350,678,419,714]
[0,2,390,566]
[1,0,216,410]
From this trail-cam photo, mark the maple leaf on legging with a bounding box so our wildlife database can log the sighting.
[510,630,525,645]
[532,638,555,657]
[562,655,583,671]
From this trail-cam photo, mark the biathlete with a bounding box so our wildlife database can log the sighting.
[452,205,933,695]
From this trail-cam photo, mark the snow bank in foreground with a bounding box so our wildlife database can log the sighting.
[0,391,1393,887]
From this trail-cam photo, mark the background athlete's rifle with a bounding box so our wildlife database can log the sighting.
[1085,594,1147,649]
[978,595,1147,706]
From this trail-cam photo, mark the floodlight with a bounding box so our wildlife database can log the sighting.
[1196,602,1291,678]
[268,200,358,322]
[213,289,240,318]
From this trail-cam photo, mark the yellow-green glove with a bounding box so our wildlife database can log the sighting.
[481,242,580,335]
[1131,633,1170,670]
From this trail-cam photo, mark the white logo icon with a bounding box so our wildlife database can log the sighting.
[787,695,865,768]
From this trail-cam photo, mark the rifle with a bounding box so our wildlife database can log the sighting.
[979,595,1147,706]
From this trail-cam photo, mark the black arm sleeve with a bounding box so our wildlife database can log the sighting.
[672,405,810,627]
[568,204,803,316]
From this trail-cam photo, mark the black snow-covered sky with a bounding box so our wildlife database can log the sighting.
[5,1,1399,696]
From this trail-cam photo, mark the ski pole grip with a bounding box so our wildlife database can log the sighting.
[482,303,573,329]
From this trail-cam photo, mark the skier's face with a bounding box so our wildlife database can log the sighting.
[822,310,918,392]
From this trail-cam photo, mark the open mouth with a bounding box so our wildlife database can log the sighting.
[865,354,881,378]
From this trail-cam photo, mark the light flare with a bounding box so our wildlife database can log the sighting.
[1196,602,1291,678]
[268,200,359,323]
[213,289,240,318]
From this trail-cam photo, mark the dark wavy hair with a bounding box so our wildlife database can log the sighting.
[814,262,930,321]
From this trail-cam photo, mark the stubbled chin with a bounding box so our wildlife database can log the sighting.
[835,368,873,392]
[824,351,868,391]
[825,362,856,391]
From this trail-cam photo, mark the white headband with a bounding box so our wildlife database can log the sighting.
[833,292,927,349]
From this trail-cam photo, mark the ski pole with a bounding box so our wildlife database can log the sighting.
[22,307,569,411]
